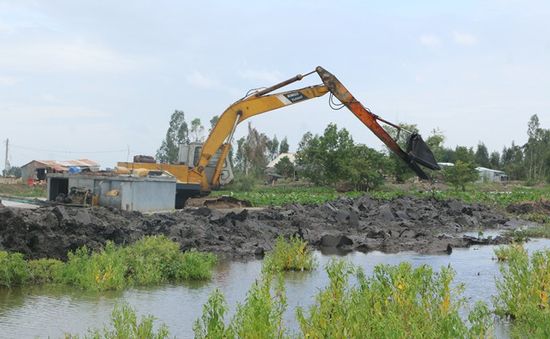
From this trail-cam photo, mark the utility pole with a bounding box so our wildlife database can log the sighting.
[3,138,8,176]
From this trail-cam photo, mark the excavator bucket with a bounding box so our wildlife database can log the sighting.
[406,133,441,171]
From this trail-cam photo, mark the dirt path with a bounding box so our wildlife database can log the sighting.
[0,195,525,260]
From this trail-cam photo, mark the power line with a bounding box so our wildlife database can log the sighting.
[10,143,127,154]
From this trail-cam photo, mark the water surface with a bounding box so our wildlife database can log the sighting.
[1,239,550,339]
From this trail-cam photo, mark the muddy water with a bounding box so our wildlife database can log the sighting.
[1,239,550,339]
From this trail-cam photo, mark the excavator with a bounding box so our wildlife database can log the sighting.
[118,66,440,208]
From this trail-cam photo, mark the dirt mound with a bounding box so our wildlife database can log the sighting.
[506,200,550,215]
[0,195,515,260]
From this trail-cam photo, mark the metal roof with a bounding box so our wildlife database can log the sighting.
[22,159,100,170]
[267,153,296,168]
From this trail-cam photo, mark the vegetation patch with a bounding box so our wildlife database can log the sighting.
[195,260,492,338]
[0,236,216,290]
[66,303,170,339]
[263,236,317,273]
[0,183,46,198]
[494,245,550,337]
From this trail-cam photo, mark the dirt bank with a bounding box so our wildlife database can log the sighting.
[0,195,522,260]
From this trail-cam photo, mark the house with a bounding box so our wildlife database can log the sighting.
[476,167,508,183]
[21,159,100,182]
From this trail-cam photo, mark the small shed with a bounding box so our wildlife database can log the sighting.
[476,167,508,182]
[47,172,176,212]
[21,159,100,182]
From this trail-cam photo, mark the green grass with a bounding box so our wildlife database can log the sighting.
[494,245,550,337]
[0,183,46,198]
[263,236,317,273]
[0,236,217,290]
[213,182,550,207]
[66,303,170,339]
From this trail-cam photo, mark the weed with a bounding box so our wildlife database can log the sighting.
[494,243,527,262]
[66,303,170,339]
[1,236,217,291]
[28,258,64,284]
[0,251,29,287]
[494,246,550,337]
[193,289,229,339]
[296,260,491,338]
[264,236,316,273]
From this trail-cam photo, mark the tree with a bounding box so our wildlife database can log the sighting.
[489,151,501,170]
[454,146,475,164]
[234,123,269,176]
[296,124,387,190]
[266,135,279,161]
[502,142,525,180]
[156,110,188,163]
[345,145,388,190]
[443,160,479,191]
[474,142,490,168]
[425,128,445,162]
[279,137,289,154]
[2,166,21,177]
[384,123,418,183]
[190,118,205,142]
[274,156,295,179]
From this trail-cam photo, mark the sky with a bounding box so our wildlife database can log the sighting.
[1,0,549,168]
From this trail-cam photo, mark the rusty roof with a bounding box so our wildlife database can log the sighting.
[23,159,100,169]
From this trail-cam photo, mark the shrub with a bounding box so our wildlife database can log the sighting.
[264,236,316,273]
[194,272,287,339]
[494,246,550,336]
[28,258,64,284]
[67,303,170,339]
[494,243,527,262]
[0,251,29,287]
[297,260,492,338]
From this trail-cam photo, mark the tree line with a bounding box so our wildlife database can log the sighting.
[156,111,549,190]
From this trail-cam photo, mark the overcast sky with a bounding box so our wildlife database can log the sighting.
[1,0,549,168]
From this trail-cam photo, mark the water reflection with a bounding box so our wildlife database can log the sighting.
[1,239,549,339]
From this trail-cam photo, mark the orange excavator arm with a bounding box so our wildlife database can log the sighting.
[315,66,439,179]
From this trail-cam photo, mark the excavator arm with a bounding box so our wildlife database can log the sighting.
[192,83,329,191]
[193,66,439,193]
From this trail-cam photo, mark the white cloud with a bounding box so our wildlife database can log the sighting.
[419,34,440,47]
[240,69,282,84]
[453,31,478,46]
[0,40,143,73]
[186,70,220,89]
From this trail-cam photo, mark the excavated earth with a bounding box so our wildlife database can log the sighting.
[0,195,527,260]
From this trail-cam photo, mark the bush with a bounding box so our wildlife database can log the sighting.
[0,236,217,291]
[296,260,492,338]
[67,303,170,339]
[494,246,550,336]
[59,236,216,291]
[0,251,29,287]
[28,258,64,284]
[264,236,316,273]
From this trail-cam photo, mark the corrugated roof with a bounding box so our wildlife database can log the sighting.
[23,159,100,170]
[267,153,296,168]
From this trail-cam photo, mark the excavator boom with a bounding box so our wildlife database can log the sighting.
[315,66,438,179]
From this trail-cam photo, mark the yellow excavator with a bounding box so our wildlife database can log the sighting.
[118,66,440,208]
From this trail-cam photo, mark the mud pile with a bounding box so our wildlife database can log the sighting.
[0,195,518,260]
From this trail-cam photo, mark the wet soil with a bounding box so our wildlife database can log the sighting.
[0,195,525,260]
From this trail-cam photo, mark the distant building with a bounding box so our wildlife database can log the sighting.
[476,167,508,182]
[265,153,296,184]
[21,159,100,182]
[267,153,296,169]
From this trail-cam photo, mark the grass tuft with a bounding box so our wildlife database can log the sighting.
[264,236,316,273]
